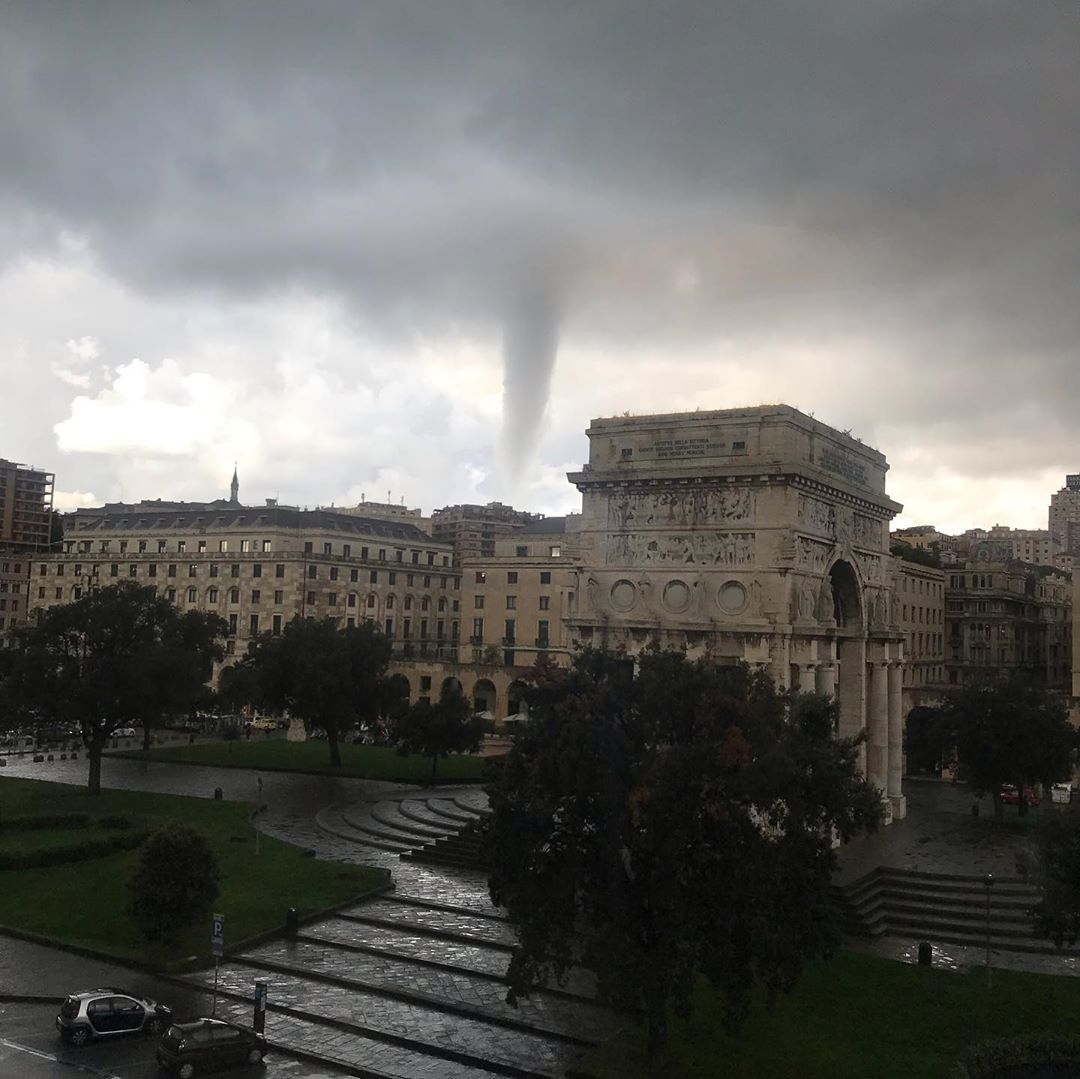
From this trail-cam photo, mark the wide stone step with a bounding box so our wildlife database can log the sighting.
[237,937,620,1045]
[425,798,483,824]
[210,989,524,1079]
[339,899,518,950]
[188,960,576,1078]
[398,798,471,832]
[370,803,450,840]
[879,869,1037,898]
[315,806,415,853]
[880,884,1037,911]
[885,898,1034,925]
[884,912,1060,947]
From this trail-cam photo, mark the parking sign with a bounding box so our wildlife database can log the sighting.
[211,913,225,957]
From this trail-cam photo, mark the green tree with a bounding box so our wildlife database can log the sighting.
[904,705,952,775]
[393,682,488,779]
[486,647,882,1058]
[948,677,1077,816]
[237,617,391,767]
[1019,809,1080,949]
[128,825,220,945]
[8,582,226,794]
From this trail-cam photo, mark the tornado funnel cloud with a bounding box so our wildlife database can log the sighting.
[499,285,560,490]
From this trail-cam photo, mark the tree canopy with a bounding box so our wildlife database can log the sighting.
[485,647,882,1056]
[7,582,226,793]
[235,616,391,766]
[947,676,1077,816]
[393,681,487,779]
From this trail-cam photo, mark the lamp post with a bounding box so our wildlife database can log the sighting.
[983,872,994,988]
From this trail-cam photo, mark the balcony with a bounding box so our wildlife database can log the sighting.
[502,636,515,646]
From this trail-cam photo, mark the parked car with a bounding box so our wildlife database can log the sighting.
[1051,783,1072,804]
[250,717,277,731]
[56,988,172,1047]
[156,1018,267,1077]
[1000,784,1041,807]
[113,727,137,738]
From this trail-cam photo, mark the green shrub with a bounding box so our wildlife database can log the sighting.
[98,815,134,830]
[950,1033,1080,1078]
[128,826,220,944]
[0,831,147,869]
[0,813,90,832]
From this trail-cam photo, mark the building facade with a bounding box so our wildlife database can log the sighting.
[431,502,545,563]
[894,557,945,713]
[28,502,459,667]
[563,406,908,818]
[0,458,55,641]
[1050,476,1080,561]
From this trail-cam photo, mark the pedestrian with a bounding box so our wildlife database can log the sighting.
[257,776,263,797]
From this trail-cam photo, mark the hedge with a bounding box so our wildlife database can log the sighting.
[0,831,148,870]
[0,813,90,832]
[950,1034,1080,1078]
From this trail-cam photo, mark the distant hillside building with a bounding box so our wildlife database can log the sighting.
[430,502,544,563]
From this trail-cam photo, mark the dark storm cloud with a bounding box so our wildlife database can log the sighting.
[1,1,1078,481]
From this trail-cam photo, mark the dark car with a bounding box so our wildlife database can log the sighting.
[156,1018,267,1077]
[56,988,172,1046]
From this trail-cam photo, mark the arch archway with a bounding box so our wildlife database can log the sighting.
[473,678,497,715]
[442,675,463,698]
[829,560,862,630]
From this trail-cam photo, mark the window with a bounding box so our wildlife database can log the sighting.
[537,619,550,644]
[504,618,516,643]
[198,540,207,553]
[475,595,485,609]
[37,586,44,599]
[350,568,359,582]
[274,563,285,579]
[475,571,486,584]
[138,540,147,553]
[403,617,412,638]
[384,618,393,637]
[55,587,61,599]
[732,440,746,450]
[167,564,177,578]
[347,593,357,608]
[421,596,430,611]
[404,596,413,610]
[231,564,240,578]
[323,542,332,556]
[273,590,283,604]
[516,546,528,557]
[621,447,633,459]
[228,613,238,636]
[506,595,517,609]
[209,588,219,603]
[388,571,396,585]
[252,589,261,603]
[110,563,119,577]
[239,539,250,553]
[539,595,550,610]
[306,591,316,605]
[361,547,368,560]
[472,617,484,641]
[540,571,551,584]
[148,564,157,578]
[187,587,197,603]
[424,574,431,587]
[229,587,240,603]
[343,544,351,557]
[407,574,414,586]
[209,564,219,578]
[253,563,262,578]
[549,545,561,558]
[507,571,518,584]
[272,614,282,635]
[367,595,376,608]
[378,549,386,561]
[395,549,404,563]
[427,552,435,566]
[177,540,186,553]
[304,541,313,554]
[158,540,167,553]
[369,570,378,584]
[307,565,317,579]
[188,563,197,577]
[329,566,339,582]
[420,618,428,638]
[411,551,420,565]
[166,587,176,602]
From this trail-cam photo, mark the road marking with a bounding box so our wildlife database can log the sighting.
[0,1035,123,1077]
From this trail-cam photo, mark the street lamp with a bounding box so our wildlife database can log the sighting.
[983,872,994,988]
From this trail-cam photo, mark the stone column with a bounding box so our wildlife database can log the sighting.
[868,661,889,794]
[814,663,836,698]
[887,661,906,820]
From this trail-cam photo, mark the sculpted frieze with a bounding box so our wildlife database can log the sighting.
[853,550,882,583]
[853,513,881,549]
[797,494,836,536]
[607,531,755,567]
[607,487,756,531]
[795,537,832,574]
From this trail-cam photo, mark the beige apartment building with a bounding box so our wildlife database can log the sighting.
[431,502,544,563]
[894,557,945,713]
[0,458,55,640]
[945,560,1071,692]
[28,500,459,666]
[1050,475,1080,560]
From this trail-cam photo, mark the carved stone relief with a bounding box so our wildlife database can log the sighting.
[796,537,832,574]
[854,551,882,583]
[797,494,836,535]
[607,531,755,567]
[607,487,756,531]
[853,513,881,548]
[816,576,836,623]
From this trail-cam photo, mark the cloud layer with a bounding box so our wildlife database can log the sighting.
[1,2,1077,528]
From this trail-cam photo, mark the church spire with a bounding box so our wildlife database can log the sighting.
[230,463,239,504]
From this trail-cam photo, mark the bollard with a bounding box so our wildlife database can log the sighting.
[71,752,77,760]
[918,941,933,966]
[60,753,67,760]
[253,979,268,1034]
[46,754,54,762]
[189,734,195,745]
[0,758,6,767]
[285,907,299,938]
[214,787,223,800]
[33,754,44,762]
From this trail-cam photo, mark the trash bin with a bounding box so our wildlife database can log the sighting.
[918,941,933,966]
[285,907,299,938]
[214,787,223,800]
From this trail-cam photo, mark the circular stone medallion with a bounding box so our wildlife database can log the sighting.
[609,579,637,612]
[718,580,748,614]
[662,579,691,613]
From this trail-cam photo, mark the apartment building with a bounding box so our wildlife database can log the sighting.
[0,458,55,640]
[430,502,545,563]
[28,501,458,665]
[895,556,945,712]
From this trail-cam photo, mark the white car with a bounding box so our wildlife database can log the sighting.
[114,727,137,738]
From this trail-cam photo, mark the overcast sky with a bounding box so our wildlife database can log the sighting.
[1,2,1076,532]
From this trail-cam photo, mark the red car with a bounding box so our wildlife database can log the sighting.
[1000,784,1040,807]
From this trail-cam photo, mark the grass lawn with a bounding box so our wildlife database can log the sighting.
[578,950,1080,1079]
[116,738,497,782]
[0,775,384,967]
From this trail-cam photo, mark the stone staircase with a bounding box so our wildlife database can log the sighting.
[834,866,1076,955]
[401,820,487,871]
